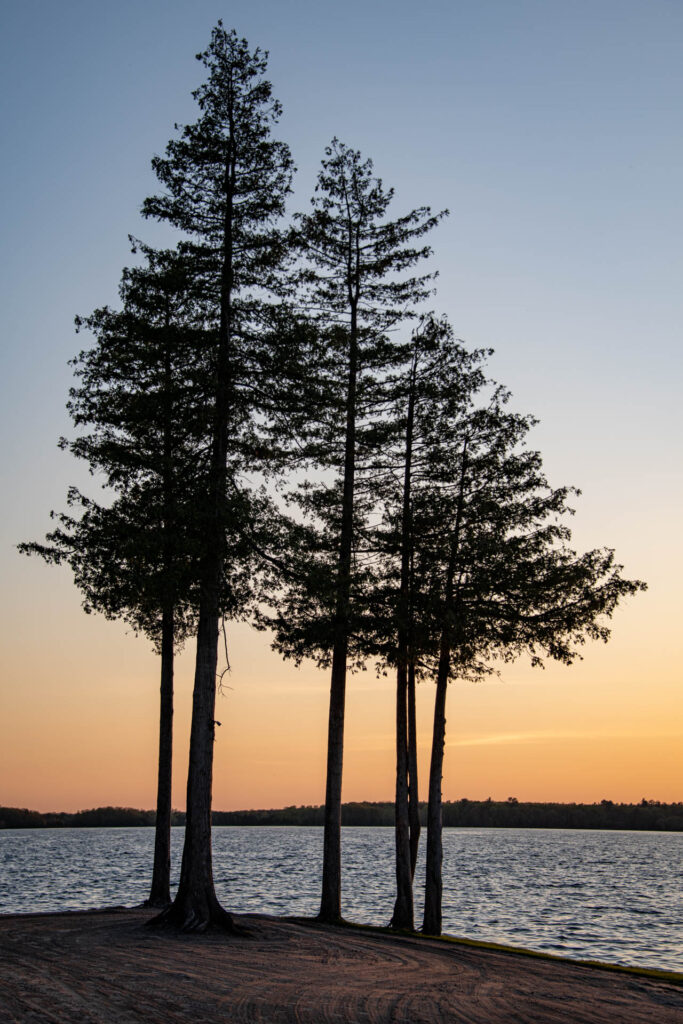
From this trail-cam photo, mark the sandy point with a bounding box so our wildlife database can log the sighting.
[0,908,680,1023]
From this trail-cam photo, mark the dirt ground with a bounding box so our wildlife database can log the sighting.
[0,908,680,1023]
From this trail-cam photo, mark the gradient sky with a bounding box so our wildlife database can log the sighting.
[1,0,681,812]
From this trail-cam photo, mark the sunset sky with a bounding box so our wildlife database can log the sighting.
[1,0,681,812]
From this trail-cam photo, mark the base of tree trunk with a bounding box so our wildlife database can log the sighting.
[146,893,245,934]
[315,910,344,926]
[142,895,171,910]
[389,901,416,932]
[421,919,441,936]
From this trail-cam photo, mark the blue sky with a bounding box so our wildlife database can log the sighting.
[1,0,681,807]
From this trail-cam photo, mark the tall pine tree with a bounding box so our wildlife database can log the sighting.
[272,141,446,922]
[400,374,646,935]
[372,333,645,933]
[142,24,294,931]
[372,317,489,930]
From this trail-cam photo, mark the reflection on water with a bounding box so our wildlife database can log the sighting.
[0,826,680,971]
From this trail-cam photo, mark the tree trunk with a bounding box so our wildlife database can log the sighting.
[422,443,467,935]
[320,637,348,922]
[422,637,450,935]
[319,319,358,924]
[151,582,235,932]
[146,297,177,909]
[392,350,417,930]
[407,659,420,880]
[146,603,174,907]
[392,658,413,928]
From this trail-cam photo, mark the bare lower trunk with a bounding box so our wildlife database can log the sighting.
[392,658,413,929]
[422,646,449,935]
[407,660,420,880]
[423,443,467,935]
[319,637,348,922]
[149,582,235,932]
[146,605,174,907]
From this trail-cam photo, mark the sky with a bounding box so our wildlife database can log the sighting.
[1,0,681,813]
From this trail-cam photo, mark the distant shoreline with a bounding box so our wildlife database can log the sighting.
[2,799,681,831]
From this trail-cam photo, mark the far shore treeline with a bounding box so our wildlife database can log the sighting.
[2,800,680,832]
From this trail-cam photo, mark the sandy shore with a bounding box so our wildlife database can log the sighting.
[0,908,680,1023]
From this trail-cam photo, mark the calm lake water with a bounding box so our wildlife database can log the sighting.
[0,826,680,972]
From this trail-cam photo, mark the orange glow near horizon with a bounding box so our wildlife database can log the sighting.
[1,560,680,814]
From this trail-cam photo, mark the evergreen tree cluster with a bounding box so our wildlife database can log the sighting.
[20,24,645,935]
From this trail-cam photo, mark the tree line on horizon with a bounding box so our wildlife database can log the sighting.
[2,800,680,832]
[20,24,645,935]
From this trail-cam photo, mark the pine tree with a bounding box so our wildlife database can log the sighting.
[270,141,446,922]
[371,318,489,930]
[372,332,645,933]
[141,23,294,930]
[20,243,207,907]
[400,370,647,935]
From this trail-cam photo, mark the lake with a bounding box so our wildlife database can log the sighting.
[0,826,680,972]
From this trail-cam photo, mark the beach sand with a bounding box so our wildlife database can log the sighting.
[0,908,680,1023]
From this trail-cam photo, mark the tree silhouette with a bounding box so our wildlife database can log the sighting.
[267,141,445,922]
[19,243,207,906]
[398,371,648,935]
[370,318,489,930]
[141,23,294,931]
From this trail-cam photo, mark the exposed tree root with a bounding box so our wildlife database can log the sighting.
[146,899,250,935]
[143,896,171,910]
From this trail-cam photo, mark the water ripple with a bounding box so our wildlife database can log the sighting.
[0,826,680,972]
